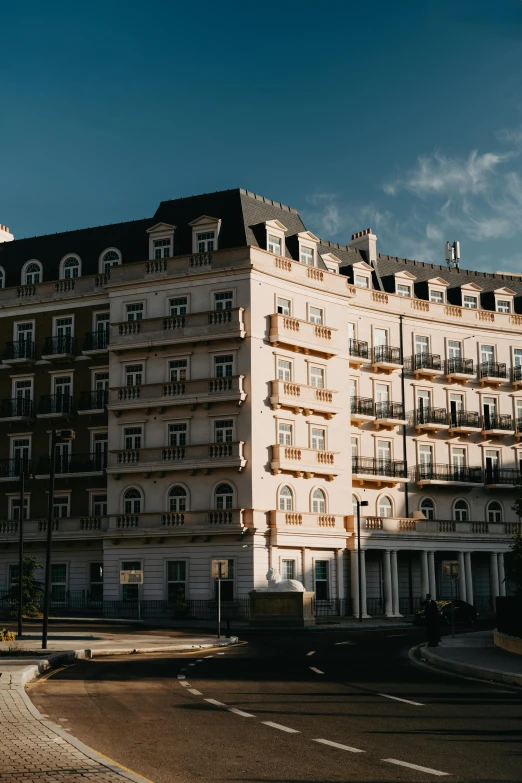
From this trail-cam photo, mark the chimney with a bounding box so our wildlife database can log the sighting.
[348,228,377,266]
[0,224,14,243]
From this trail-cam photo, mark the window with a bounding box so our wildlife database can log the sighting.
[89,563,103,601]
[463,295,477,309]
[277,297,291,315]
[481,344,494,366]
[420,498,435,520]
[214,291,233,310]
[309,366,324,389]
[311,427,325,451]
[123,489,142,515]
[169,297,188,316]
[102,250,120,273]
[378,496,393,518]
[482,396,497,426]
[169,359,188,382]
[312,488,326,513]
[415,335,429,356]
[62,256,80,279]
[281,560,295,580]
[92,432,108,470]
[169,486,187,512]
[397,284,411,298]
[277,359,291,381]
[169,423,187,446]
[418,444,433,473]
[93,372,109,392]
[278,485,293,511]
[514,348,522,368]
[497,300,511,313]
[314,560,329,600]
[92,494,107,516]
[300,246,314,266]
[453,499,469,522]
[11,437,30,472]
[374,328,388,348]
[449,393,463,424]
[215,483,234,509]
[487,500,502,523]
[14,380,32,412]
[124,427,142,450]
[125,364,143,386]
[55,316,73,338]
[448,340,461,359]
[214,354,233,377]
[197,232,215,253]
[95,312,110,333]
[430,290,444,304]
[126,303,144,322]
[24,262,41,285]
[278,422,293,446]
[351,436,358,459]
[268,235,282,255]
[308,306,323,324]
[377,440,391,463]
[16,321,34,344]
[9,496,29,521]
[51,564,67,602]
[215,419,234,443]
[154,238,171,259]
[485,448,499,481]
[53,496,69,518]
[121,560,141,600]
[167,561,187,600]
[355,274,369,288]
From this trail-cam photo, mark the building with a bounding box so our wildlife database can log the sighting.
[0,190,519,615]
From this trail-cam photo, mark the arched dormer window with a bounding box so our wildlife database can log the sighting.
[123,487,142,514]
[101,249,121,274]
[278,485,294,511]
[23,261,42,285]
[169,485,188,512]
[60,255,81,279]
[0,266,4,288]
[487,500,502,523]
[312,488,326,513]
[215,483,234,510]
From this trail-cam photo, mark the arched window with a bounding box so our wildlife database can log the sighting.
[278,485,293,511]
[0,266,4,288]
[101,249,121,274]
[378,495,393,518]
[312,488,326,513]
[123,488,142,514]
[24,261,42,285]
[487,500,502,523]
[61,256,80,279]
[169,485,187,512]
[352,494,359,518]
[215,483,234,510]
[420,498,435,520]
[453,499,469,522]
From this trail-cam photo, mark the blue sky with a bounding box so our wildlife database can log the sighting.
[1,0,522,272]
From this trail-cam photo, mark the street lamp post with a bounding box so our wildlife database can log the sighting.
[42,429,74,650]
[356,499,369,623]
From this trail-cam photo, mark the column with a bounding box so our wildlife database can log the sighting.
[336,549,344,612]
[490,552,500,606]
[301,547,307,591]
[360,549,368,618]
[420,550,429,598]
[464,551,474,606]
[458,551,467,601]
[383,550,393,617]
[350,549,359,618]
[428,551,437,598]
[391,550,401,616]
[498,553,506,597]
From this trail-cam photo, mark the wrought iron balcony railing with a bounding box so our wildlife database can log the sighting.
[414,463,483,483]
[449,410,481,428]
[39,394,73,415]
[374,401,405,420]
[513,365,522,383]
[445,357,474,376]
[4,340,36,361]
[0,398,34,419]
[38,452,107,475]
[405,353,442,373]
[484,467,521,485]
[482,414,514,431]
[348,338,369,359]
[410,407,448,426]
[479,361,507,379]
[42,335,75,356]
[83,330,109,351]
[352,456,407,478]
[373,345,402,365]
[78,390,108,411]
[350,396,374,417]
[0,458,32,479]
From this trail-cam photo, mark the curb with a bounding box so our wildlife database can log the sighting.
[422,644,522,688]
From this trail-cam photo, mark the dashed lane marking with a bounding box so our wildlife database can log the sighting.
[205,698,227,708]
[177,675,186,680]
[188,663,196,667]
[196,658,203,662]
[204,655,214,658]
[383,759,450,776]
[188,689,202,696]
[180,681,190,688]
[306,651,316,656]
[309,666,324,674]
[313,739,365,754]
[262,721,300,733]
[377,692,424,706]
[228,707,256,718]
[334,641,356,645]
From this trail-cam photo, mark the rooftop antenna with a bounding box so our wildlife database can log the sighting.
[445,241,460,269]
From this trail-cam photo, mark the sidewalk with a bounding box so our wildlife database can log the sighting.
[422,630,522,687]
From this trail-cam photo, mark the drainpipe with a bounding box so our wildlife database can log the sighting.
[399,315,409,519]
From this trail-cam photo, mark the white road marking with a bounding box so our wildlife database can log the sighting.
[217,652,225,655]
[334,641,356,645]
[58,718,69,722]
[204,655,214,658]
[377,692,424,706]
[177,675,186,680]
[180,681,190,687]
[383,759,450,776]
[262,721,300,733]
[205,698,227,707]
[313,738,365,754]
[188,663,196,667]
[309,666,324,674]
[306,651,316,656]
[387,634,407,638]
[228,707,255,718]
[188,689,202,696]
[196,658,203,662]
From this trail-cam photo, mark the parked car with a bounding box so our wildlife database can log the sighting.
[414,599,477,626]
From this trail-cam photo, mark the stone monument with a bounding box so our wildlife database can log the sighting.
[249,568,315,627]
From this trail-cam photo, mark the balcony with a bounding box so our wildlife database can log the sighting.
[348,338,369,368]
[374,401,406,430]
[38,394,73,418]
[351,517,514,538]
[410,407,449,432]
[414,463,483,486]
[513,365,522,390]
[481,414,515,438]
[109,376,246,413]
[37,452,106,477]
[0,398,34,421]
[78,390,108,413]
[352,456,407,488]
[484,467,521,488]
[445,357,475,383]
[269,314,337,359]
[270,444,340,480]
[3,340,36,365]
[350,396,375,425]
[41,335,75,360]
[270,380,340,419]
[479,361,508,387]
[108,509,247,536]
[0,458,32,481]
[405,353,443,379]
[268,510,348,545]
[110,308,245,352]
[83,330,109,354]
[108,442,247,476]
[0,516,110,540]
[371,345,402,373]
[448,410,482,435]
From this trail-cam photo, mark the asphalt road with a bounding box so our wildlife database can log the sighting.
[29,626,521,783]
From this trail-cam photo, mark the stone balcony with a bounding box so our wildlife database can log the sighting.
[270,444,340,480]
[344,516,521,540]
[268,510,349,545]
[269,379,340,419]
[108,509,248,537]
[0,273,109,308]
[109,376,246,413]
[110,308,245,352]
[269,314,338,359]
[0,516,109,541]
[107,442,247,476]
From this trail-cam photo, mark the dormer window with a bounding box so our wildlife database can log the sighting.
[300,246,314,266]
[430,290,444,304]
[100,249,121,274]
[394,270,416,298]
[493,287,516,314]
[154,239,171,259]
[23,261,42,285]
[397,284,411,298]
[355,274,369,288]
[146,223,175,262]
[497,300,511,313]
[189,216,221,254]
[268,235,282,255]
[463,295,477,309]
[60,255,81,280]
[297,231,319,267]
[197,232,215,253]
[460,282,483,310]
[265,219,287,258]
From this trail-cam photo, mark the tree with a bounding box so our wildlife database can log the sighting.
[8,557,44,618]
[504,532,522,597]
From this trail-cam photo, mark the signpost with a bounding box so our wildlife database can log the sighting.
[442,560,459,638]
[212,560,228,639]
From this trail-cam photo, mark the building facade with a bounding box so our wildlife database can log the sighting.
[0,190,519,614]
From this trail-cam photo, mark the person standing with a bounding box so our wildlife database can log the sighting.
[422,593,439,647]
